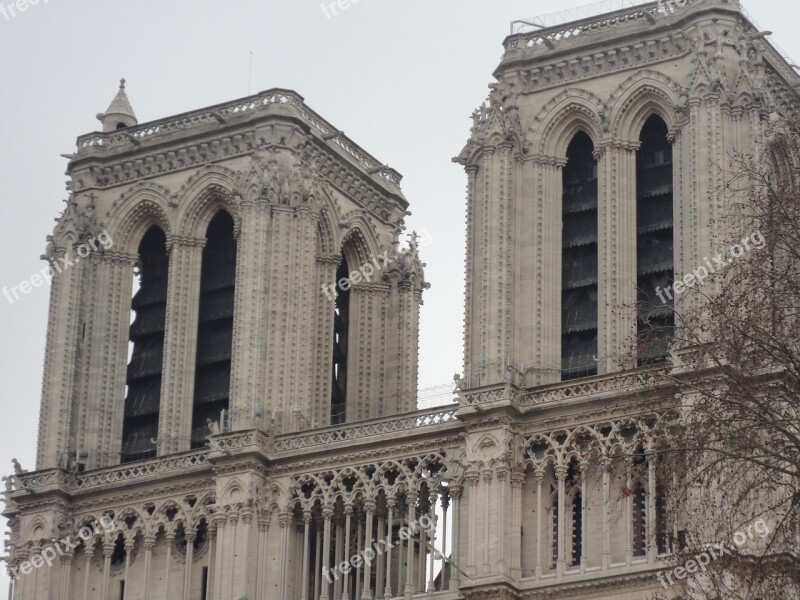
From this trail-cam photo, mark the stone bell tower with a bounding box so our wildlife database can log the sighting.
[454,0,799,391]
[34,84,428,472]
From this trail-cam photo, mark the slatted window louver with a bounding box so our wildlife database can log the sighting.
[636,116,674,364]
[330,257,350,425]
[121,226,168,463]
[562,132,598,380]
[191,211,236,447]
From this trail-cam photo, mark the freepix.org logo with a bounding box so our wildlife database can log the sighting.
[0,0,49,23]
[3,231,114,305]
[9,514,115,581]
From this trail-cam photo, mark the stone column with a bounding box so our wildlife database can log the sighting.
[123,540,134,600]
[321,506,333,600]
[207,525,216,600]
[384,499,395,598]
[510,473,524,579]
[465,474,478,577]
[534,470,544,579]
[449,485,462,591]
[404,493,417,600]
[278,512,293,600]
[301,511,312,600]
[342,505,352,600]
[354,514,363,600]
[82,549,92,600]
[524,158,566,385]
[256,514,271,600]
[58,551,74,600]
[375,511,385,598]
[159,236,205,454]
[80,251,138,467]
[597,142,638,373]
[164,532,175,598]
[213,515,227,600]
[101,541,114,599]
[230,195,270,431]
[601,459,611,571]
[496,469,508,574]
[361,501,375,600]
[183,529,197,600]
[482,470,492,574]
[237,509,253,599]
[555,465,567,577]
[226,512,240,599]
[334,515,344,600]
[647,452,658,563]
[141,534,156,596]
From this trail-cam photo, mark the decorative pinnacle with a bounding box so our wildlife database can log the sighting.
[120,78,126,89]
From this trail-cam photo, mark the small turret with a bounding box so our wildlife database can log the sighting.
[96,78,137,132]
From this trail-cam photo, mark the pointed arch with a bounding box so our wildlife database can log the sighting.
[105,185,173,255]
[529,88,607,158]
[175,166,241,240]
[609,70,684,141]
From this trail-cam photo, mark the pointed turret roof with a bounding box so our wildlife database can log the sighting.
[97,78,138,132]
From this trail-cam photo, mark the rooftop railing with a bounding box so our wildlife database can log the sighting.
[75,88,403,186]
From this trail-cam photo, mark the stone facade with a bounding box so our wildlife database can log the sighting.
[3,1,799,599]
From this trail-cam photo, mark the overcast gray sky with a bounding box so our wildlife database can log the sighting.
[0,0,797,589]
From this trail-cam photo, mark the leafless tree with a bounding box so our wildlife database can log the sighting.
[646,116,800,599]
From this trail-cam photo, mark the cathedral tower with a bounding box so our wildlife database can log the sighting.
[35,86,427,471]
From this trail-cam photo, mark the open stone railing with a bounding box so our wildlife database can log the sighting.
[506,0,664,51]
[520,365,671,406]
[6,450,211,496]
[457,366,670,408]
[73,450,210,490]
[273,406,460,452]
[75,88,402,186]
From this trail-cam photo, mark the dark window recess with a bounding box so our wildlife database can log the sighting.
[191,212,236,448]
[119,581,125,600]
[632,481,647,556]
[636,116,674,364]
[570,491,582,566]
[331,257,350,425]
[562,132,598,379]
[201,567,209,600]
[122,227,168,463]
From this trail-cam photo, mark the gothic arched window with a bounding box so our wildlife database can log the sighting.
[122,226,168,463]
[330,256,350,425]
[562,131,598,379]
[191,211,236,446]
[636,115,674,364]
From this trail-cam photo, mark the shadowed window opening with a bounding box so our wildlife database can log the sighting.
[636,115,674,364]
[331,257,350,425]
[191,211,236,447]
[562,131,598,380]
[121,226,168,463]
